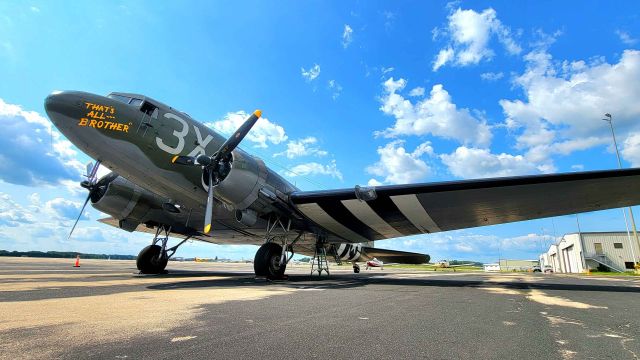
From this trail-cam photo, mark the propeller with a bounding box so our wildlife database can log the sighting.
[68,161,117,239]
[172,110,262,234]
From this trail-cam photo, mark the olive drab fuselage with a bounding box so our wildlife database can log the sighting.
[45,91,302,238]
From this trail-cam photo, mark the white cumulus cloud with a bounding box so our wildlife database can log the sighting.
[0,193,36,227]
[44,198,89,221]
[500,49,640,166]
[433,47,454,71]
[0,98,84,187]
[366,140,434,185]
[274,137,328,159]
[432,7,521,71]
[440,147,541,179]
[622,133,640,167]
[207,111,287,149]
[376,77,492,147]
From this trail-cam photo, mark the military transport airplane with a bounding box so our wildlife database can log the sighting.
[45,91,640,279]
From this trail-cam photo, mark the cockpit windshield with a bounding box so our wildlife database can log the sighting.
[107,94,143,107]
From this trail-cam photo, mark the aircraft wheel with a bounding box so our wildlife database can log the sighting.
[353,264,360,273]
[254,242,286,279]
[137,245,168,274]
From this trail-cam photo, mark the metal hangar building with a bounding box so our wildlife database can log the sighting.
[539,232,640,273]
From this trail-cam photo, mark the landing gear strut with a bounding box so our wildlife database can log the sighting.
[254,215,302,279]
[137,225,189,274]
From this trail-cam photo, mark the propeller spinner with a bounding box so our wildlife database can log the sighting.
[172,110,262,234]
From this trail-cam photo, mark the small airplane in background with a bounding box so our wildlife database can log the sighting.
[350,258,383,273]
[436,260,473,268]
[425,260,476,271]
[366,258,384,270]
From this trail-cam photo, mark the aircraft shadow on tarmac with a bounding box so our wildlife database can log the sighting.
[146,271,640,294]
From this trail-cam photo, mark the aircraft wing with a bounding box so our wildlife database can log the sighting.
[290,168,640,243]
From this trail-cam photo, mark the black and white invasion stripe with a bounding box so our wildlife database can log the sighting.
[293,193,441,243]
[335,243,362,261]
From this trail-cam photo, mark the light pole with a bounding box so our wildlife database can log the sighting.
[602,113,639,266]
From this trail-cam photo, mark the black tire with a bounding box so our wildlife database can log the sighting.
[137,245,168,274]
[353,264,360,273]
[254,243,286,279]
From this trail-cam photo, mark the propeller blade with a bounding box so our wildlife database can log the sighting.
[171,155,197,166]
[86,162,94,178]
[212,110,261,163]
[68,193,91,239]
[203,170,214,234]
[85,160,101,185]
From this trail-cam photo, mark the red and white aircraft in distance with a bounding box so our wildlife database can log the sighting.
[366,258,384,270]
[350,258,384,273]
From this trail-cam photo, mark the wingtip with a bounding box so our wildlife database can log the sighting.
[171,155,178,164]
[204,224,211,234]
[253,109,262,118]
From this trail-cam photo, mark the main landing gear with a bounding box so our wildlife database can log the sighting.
[137,225,189,274]
[254,216,302,279]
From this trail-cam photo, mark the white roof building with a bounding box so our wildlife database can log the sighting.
[539,232,640,273]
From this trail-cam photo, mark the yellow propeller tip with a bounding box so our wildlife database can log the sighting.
[171,155,178,163]
[204,224,211,234]
[253,109,262,118]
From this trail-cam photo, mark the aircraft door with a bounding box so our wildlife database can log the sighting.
[136,101,159,138]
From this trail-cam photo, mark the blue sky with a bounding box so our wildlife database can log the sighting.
[1,1,640,262]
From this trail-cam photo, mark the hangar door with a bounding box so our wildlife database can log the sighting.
[562,245,575,273]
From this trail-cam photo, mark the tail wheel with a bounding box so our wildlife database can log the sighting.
[254,242,286,279]
[137,245,168,274]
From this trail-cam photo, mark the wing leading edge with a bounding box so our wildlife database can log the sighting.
[290,168,640,243]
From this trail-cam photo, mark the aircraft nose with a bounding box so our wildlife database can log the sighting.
[45,91,73,114]
[44,91,86,127]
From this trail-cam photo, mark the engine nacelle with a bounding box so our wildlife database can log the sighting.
[203,150,267,210]
[335,243,363,262]
[334,243,430,264]
[91,175,165,226]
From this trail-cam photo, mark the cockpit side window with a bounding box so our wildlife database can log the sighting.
[140,101,158,117]
[108,94,132,104]
[130,98,143,107]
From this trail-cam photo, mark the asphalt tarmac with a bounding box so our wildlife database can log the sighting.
[1,257,639,360]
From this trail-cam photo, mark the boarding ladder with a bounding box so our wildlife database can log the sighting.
[311,244,330,276]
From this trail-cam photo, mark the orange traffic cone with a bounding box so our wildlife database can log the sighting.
[73,255,80,268]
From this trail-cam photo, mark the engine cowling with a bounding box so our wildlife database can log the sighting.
[202,150,267,210]
[90,174,165,226]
